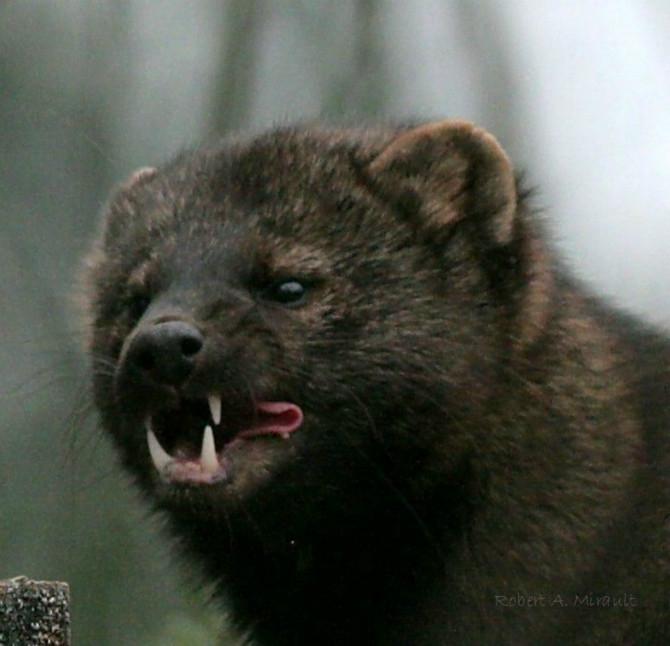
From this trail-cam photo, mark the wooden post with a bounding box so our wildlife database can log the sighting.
[0,576,71,645]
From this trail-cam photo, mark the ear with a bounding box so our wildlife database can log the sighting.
[103,166,158,244]
[367,120,517,247]
[120,166,158,190]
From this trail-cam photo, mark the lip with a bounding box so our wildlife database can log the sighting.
[145,397,304,485]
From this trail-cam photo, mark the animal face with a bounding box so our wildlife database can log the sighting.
[83,123,518,518]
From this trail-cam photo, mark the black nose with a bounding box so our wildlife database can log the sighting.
[125,320,204,386]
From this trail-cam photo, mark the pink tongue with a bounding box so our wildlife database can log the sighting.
[237,402,303,439]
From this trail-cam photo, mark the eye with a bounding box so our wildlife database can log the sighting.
[263,279,307,306]
[128,293,151,320]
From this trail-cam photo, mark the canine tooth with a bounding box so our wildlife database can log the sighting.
[208,394,222,426]
[200,425,219,474]
[146,427,173,473]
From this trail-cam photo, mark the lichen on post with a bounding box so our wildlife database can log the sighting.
[0,576,71,645]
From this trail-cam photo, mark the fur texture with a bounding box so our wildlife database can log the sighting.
[83,121,670,644]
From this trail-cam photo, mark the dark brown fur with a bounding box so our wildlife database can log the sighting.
[82,121,670,644]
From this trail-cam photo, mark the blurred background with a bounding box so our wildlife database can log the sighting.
[1,1,669,643]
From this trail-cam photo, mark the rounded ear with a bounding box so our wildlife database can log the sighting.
[120,166,158,190]
[367,120,517,246]
[102,166,158,244]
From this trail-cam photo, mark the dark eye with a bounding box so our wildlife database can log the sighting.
[263,279,307,306]
[128,293,151,320]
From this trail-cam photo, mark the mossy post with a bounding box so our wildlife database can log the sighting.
[0,577,71,645]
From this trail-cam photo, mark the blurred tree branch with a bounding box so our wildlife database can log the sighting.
[209,0,268,135]
[323,0,387,119]
[453,1,524,155]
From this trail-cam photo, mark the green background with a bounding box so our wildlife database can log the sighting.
[1,2,669,643]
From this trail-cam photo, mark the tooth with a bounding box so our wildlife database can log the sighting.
[208,394,222,426]
[200,425,219,474]
[146,422,173,473]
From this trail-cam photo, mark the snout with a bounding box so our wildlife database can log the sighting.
[112,317,303,487]
[123,319,204,387]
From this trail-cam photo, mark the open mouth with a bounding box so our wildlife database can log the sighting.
[145,394,303,485]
